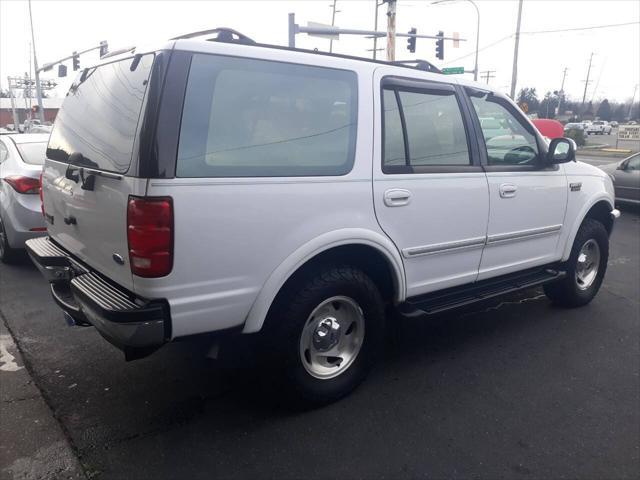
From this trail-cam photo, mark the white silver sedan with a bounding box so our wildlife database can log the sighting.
[0,133,49,262]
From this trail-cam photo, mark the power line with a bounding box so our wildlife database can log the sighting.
[443,34,513,65]
[444,21,639,66]
[521,21,639,35]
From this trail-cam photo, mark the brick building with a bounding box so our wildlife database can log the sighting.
[1,97,63,128]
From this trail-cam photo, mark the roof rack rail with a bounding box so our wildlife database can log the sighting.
[170,29,445,76]
[393,60,441,74]
[171,28,256,45]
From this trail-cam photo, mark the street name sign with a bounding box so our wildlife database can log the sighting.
[442,67,464,75]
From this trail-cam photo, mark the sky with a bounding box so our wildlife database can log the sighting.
[1,0,639,104]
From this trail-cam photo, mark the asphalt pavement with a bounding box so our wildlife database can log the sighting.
[0,210,638,479]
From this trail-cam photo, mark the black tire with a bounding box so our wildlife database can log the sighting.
[0,219,19,264]
[263,265,385,406]
[544,218,609,307]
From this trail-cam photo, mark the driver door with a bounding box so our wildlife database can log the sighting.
[466,88,568,280]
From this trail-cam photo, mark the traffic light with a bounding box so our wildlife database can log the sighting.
[58,64,67,78]
[72,52,80,71]
[435,31,444,60]
[407,27,417,53]
[99,40,109,58]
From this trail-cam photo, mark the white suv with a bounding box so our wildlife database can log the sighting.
[27,30,619,405]
[586,121,612,135]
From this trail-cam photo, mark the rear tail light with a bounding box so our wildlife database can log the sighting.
[127,196,173,278]
[3,176,40,194]
[39,172,44,216]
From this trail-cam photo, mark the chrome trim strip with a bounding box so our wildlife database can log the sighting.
[487,224,562,244]
[403,236,486,258]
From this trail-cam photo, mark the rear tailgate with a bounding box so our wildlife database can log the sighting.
[43,54,155,291]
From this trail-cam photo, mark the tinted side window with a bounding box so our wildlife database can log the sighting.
[176,54,358,178]
[47,55,154,173]
[382,90,406,167]
[627,155,640,171]
[382,87,470,172]
[400,91,470,166]
[469,92,539,166]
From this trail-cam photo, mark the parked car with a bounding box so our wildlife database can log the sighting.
[26,31,619,405]
[586,121,612,135]
[564,122,588,135]
[0,133,48,262]
[598,153,640,204]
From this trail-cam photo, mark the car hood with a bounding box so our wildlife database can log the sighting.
[597,161,622,174]
[564,160,610,178]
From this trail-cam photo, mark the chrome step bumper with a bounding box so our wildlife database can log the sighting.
[25,237,170,360]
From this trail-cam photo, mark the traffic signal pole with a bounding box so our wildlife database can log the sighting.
[28,0,44,123]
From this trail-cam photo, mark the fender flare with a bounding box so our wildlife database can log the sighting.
[241,228,406,333]
[561,194,614,261]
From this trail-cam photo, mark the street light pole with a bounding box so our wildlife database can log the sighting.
[431,0,480,81]
[27,0,44,123]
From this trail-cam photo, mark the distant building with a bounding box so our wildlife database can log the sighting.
[1,97,63,127]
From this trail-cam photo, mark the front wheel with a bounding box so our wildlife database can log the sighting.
[263,265,385,406]
[0,219,19,264]
[544,219,609,307]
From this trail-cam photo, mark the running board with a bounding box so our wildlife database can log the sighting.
[400,267,566,317]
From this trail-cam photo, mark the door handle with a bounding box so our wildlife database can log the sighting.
[499,183,518,198]
[384,188,412,207]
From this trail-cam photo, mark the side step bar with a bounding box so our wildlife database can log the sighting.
[400,267,566,316]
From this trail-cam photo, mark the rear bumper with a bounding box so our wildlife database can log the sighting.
[25,237,170,358]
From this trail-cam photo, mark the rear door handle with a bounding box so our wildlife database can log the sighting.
[499,183,518,198]
[384,188,412,207]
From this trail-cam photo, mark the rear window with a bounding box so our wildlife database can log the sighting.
[176,54,358,177]
[46,54,154,173]
[16,142,47,165]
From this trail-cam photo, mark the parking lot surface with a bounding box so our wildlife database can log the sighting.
[0,211,638,479]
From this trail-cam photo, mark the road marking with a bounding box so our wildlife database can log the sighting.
[0,334,24,372]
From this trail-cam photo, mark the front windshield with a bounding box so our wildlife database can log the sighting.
[16,142,47,165]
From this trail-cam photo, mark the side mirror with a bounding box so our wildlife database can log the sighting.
[546,137,576,164]
[616,160,627,170]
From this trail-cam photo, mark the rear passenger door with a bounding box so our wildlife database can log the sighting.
[373,73,490,297]
[465,88,568,280]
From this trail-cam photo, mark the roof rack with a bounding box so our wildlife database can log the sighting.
[393,60,441,74]
[172,27,444,75]
[171,27,256,45]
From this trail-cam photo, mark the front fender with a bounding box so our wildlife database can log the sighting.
[561,194,614,261]
[242,228,406,333]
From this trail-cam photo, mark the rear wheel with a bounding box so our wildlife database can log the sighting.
[0,219,19,264]
[264,265,385,406]
[544,219,608,307]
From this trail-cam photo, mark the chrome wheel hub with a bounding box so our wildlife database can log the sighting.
[300,296,365,379]
[575,239,600,290]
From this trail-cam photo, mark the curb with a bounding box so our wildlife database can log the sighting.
[0,313,87,480]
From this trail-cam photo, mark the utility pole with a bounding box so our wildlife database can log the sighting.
[480,70,496,84]
[386,0,397,62]
[557,67,568,114]
[629,84,638,120]
[27,0,44,123]
[509,0,524,99]
[6,77,20,130]
[329,0,339,53]
[581,52,594,113]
